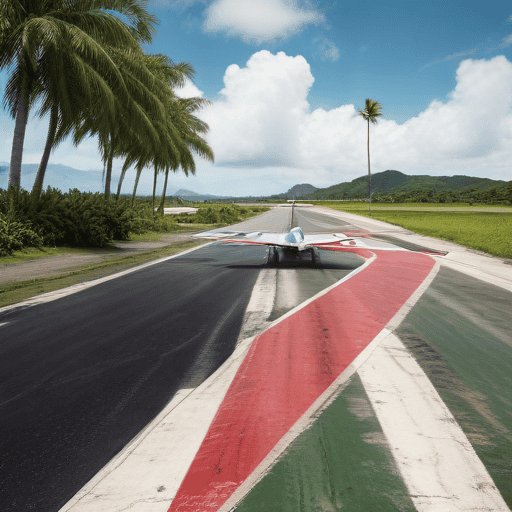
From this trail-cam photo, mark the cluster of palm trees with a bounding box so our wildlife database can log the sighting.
[0,0,213,207]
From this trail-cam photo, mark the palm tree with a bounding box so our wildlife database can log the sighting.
[73,48,185,200]
[156,96,214,213]
[0,0,156,191]
[30,31,130,201]
[358,98,382,214]
[112,54,213,207]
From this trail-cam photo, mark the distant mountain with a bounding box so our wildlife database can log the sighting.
[301,170,507,200]
[270,183,318,200]
[173,188,231,201]
[0,162,105,193]
[0,164,211,198]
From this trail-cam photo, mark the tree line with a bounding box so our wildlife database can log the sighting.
[0,0,213,209]
[307,183,512,204]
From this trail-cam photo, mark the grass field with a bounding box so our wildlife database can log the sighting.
[313,201,512,260]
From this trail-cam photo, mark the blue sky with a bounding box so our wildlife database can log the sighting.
[1,0,512,196]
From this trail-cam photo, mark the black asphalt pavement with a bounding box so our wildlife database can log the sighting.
[0,244,267,511]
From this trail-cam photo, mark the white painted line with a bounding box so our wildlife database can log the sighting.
[0,322,8,327]
[0,242,214,315]
[358,333,510,511]
[274,269,300,310]
[237,269,276,343]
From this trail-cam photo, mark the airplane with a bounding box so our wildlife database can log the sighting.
[193,226,358,264]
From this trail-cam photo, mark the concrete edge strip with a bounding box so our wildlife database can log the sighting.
[0,241,214,315]
[217,258,442,512]
[61,252,376,511]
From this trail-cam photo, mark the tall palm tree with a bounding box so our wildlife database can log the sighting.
[156,96,214,213]
[358,98,382,214]
[112,53,213,205]
[73,48,184,199]
[0,0,156,191]
[30,31,130,201]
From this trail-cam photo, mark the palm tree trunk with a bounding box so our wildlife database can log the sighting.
[8,88,30,189]
[367,118,371,215]
[152,168,158,215]
[158,168,170,214]
[31,105,58,201]
[116,161,130,201]
[131,166,143,206]
[104,139,114,200]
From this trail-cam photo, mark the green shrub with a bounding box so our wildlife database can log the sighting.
[0,213,42,256]
[0,188,134,248]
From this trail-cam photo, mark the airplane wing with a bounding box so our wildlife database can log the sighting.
[193,229,355,249]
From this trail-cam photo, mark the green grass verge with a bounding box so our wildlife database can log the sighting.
[0,240,205,308]
[314,202,512,259]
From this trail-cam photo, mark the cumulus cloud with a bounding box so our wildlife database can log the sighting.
[203,0,325,43]
[202,51,314,166]
[201,51,512,186]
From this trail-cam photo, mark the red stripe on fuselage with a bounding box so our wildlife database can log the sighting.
[168,250,435,511]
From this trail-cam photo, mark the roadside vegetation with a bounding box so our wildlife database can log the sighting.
[0,188,268,257]
[314,201,512,259]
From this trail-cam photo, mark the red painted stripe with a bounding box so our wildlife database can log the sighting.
[168,250,435,511]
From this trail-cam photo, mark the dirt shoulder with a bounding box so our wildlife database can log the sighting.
[0,233,196,284]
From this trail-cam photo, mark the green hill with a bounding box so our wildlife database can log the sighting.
[270,183,318,200]
[303,170,507,200]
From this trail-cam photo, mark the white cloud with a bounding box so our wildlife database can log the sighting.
[203,0,325,43]
[499,34,512,48]
[175,78,204,98]
[199,52,512,190]
[314,36,339,62]
[421,48,478,69]
[202,51,314,166]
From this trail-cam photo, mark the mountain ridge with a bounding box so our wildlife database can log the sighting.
[299,170,508,200]
[0,163,226,198]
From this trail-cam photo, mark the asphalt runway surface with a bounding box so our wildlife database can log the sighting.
[0,207,363,511]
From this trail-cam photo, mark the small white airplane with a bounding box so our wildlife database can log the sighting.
[193,226,358,264]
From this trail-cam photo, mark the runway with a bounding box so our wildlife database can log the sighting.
[1,205,511,511]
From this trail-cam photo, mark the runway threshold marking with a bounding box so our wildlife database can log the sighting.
[167,249,435,511]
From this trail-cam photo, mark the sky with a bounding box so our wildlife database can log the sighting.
[1,0,512,196]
